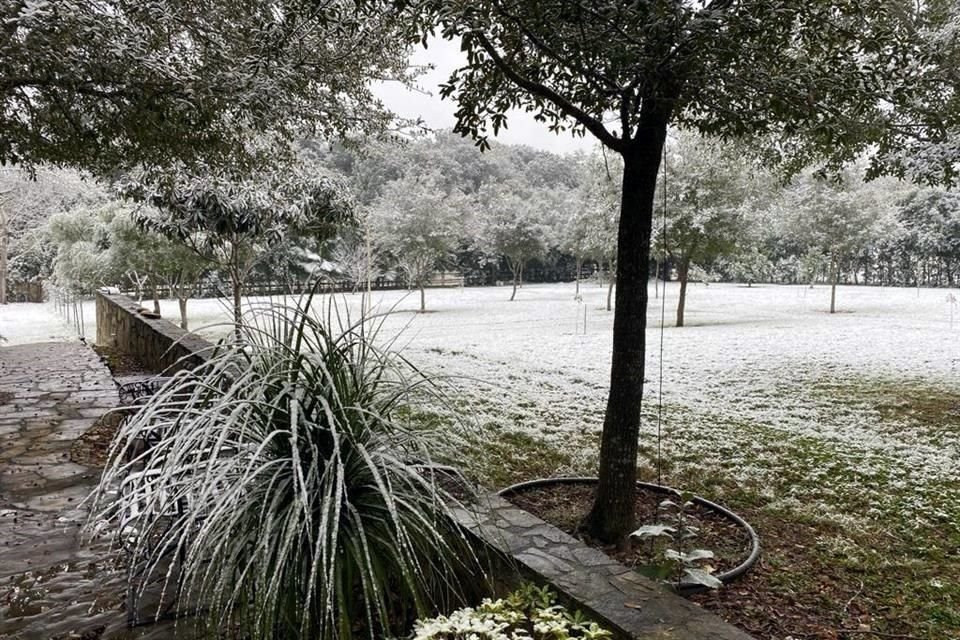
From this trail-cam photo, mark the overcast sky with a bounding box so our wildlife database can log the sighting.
[373,37,595,156]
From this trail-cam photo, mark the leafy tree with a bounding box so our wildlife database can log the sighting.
[877,2,960,187]
[476,182,548,301]
[724,248,773,287]
[47,203,122,294]
[898,189,960,287]
[424,0,922,542]
[657,133,756,327]
[569,152,621,309]
[369,171,466,311]
[135,168,352,334]
[108,213,208,329]
[0,168,107,302]
[779,171,892,312]
[2,0,417,176]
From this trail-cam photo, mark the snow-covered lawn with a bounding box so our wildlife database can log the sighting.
[5,281,959,529]
[0,300,92,345]
[165,281,960,527]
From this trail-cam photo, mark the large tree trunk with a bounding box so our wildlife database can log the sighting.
[676,257,690,327]
[419,283,426,312]
[584,127,666,545]
[510,259,520,301]
[606,262,614,311]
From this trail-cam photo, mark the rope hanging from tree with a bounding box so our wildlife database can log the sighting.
[656,136,668,487]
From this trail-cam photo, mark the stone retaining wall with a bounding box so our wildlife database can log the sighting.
[95,291,214,373]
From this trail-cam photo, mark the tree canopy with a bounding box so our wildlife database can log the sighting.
[133,166,353,330]
[2,0,418,176]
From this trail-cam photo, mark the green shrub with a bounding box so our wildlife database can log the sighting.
[89,295,483,639]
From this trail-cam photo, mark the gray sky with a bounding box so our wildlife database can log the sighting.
[373,38,595,156]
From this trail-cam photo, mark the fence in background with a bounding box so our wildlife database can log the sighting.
[47,284,88,340]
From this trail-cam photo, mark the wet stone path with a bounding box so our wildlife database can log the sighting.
[0,343,192,639]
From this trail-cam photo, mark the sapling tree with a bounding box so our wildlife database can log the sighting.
[581,153,623,311]
[656,133,755,327]
[369,171,466,311]
[476,182,547,301]
[108,213,208,329]
[725,248,774,287]
[780,171,890,313]
[135,168,352,335]
[331,224,382,295]
[422,0,924,542]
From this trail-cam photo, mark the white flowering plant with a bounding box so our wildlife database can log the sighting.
[411,584,612,640]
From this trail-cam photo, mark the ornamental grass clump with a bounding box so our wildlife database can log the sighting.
[88,294,484,639]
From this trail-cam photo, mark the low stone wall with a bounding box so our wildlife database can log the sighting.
[95,292,215,373]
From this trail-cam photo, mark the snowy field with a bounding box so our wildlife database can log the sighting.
[3,281,959,531]
[0,299,92,345]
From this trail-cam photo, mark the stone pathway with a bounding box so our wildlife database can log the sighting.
[0,343,196,639]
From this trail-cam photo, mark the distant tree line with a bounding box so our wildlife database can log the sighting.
[4,131,960,319]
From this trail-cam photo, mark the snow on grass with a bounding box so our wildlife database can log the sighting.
[151,280,960,528]
[7,282,960,529]
[0,300,92,345]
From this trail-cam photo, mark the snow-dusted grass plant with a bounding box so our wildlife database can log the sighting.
[88,295,482,639]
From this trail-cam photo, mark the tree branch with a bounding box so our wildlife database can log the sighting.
[471,31,623,151]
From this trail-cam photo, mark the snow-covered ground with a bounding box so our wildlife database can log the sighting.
[0,300,92,345]
[4,281,959,528]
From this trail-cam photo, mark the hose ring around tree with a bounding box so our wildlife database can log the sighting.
[497,476,761,594]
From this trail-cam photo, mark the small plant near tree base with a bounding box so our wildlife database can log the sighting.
[88,292,482,640]
[412,584,611,640]
[630,492,722,590]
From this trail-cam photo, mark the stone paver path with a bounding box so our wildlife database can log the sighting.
[0,343,195,640]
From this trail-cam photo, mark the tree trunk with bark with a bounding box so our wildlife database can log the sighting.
[419,283,426,312]
[575,255,582,298]
[509,258,521,301]
[676,257,690,327]
[0,202,7,305]
[830,255,838,314]
[606,262,614,311]
[583,124,666,545]
[231,270,243,340]
[178,297,189,330]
